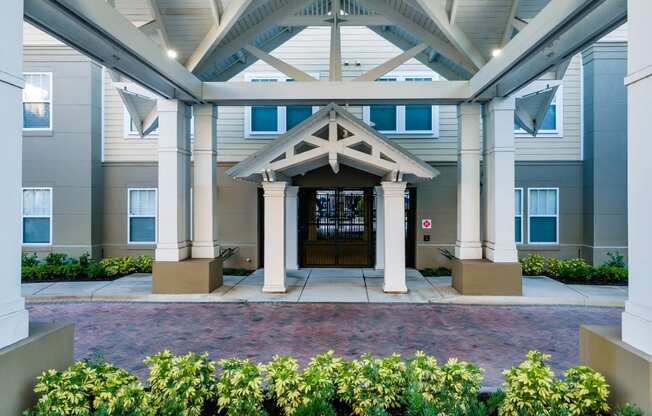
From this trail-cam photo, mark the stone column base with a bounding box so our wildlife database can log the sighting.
[153,258,223,294]
[0,322,74,416]
[580,325,652,414]
[451,258,522,295]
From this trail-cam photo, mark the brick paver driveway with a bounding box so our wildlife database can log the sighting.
[28,302,621,387]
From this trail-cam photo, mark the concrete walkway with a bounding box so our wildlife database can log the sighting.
[23,269,627,306]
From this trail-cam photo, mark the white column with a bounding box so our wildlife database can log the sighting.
[155,99,191,262]
[455,103,483,259]
[0,0,29,349]
[375,186,385,270]
[382,181,407,293]
[483,97,518,263]
[263,181,287,292]
[285,186,299,270]
[622,0,652,355]
[192,104,219,258]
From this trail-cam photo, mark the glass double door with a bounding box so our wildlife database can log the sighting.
[299,188,373,267]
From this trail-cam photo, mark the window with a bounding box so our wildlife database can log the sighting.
[245,73,320,137]
[514,87,563,136]
[23,73,52,130]
[515,188,523,244]
[528,188,559,244]
[128,189,157,244]
[363,73,439,136]
[22,188,52,245]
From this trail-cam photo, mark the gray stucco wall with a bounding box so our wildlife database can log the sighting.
[22,46,103,258]
[582,42,628,265]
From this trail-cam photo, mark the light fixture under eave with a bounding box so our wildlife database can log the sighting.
[492,49,502,57]
[167,49,178,59]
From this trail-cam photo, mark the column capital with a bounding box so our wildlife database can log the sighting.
[381,181,407,196]
[157,98,186,113]
[486,96,516,112]
[193,103,217,118]
[285,186,299,197]
[262,181,288,197]
[457,102,481,118]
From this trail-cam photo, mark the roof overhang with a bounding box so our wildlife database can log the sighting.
[227,103,439,183]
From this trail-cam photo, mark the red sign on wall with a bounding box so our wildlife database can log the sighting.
[421,219,432,230]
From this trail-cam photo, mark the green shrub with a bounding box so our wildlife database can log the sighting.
[500,351,562,416]
[217,358,266,416]
[45,252,69,266]
[293,398,336,416]
[145,351,217,416]
[62,263,83,280]
[100,257,139,278]
[420,267,452,277]
[405,351,443,405]
[614,403,645,416]
[22,252,40,267]
[520,254,546,276]
[134,255,153,273]
[437,358,484,413]
[302,351,343,404]
[266,355,303,415]
[605,251,626,268]
[337,353,407,415]
[591,265,628,283]
[86,261,107,279]
[559,258,593,281]
[560,366,610,416]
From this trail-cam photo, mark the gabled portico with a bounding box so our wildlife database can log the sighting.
[227,103,438,293]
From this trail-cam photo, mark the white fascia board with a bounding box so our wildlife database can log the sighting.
[201,80,471,105]
[469,0,626,100]
[24,0,202,101]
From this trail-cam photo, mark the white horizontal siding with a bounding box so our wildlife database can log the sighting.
[23,22,64,46]
[103,26,582,164]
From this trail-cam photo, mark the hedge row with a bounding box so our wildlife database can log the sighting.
[25,349,643,416]
[21,252,153,282]
[519,253,627,284]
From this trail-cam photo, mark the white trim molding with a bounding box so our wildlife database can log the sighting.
[22,72,53,132]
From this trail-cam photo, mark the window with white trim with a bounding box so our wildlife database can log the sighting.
[514,87,563,136]
[515,188,523,244]
[23,73,52,130]
[128,188,157,244]
[22,188,52,245]
[363,73,440,137]
[528,188,559,244]
[245,73,320,138]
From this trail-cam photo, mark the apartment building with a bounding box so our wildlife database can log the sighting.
[20,9,628,273]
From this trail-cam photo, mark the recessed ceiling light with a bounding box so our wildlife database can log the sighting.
[167,49,178,59]
[492,48,502,57]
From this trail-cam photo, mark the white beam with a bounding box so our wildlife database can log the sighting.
[210,0,223,26]
[193,0,312,77]
[186,0,254,72]
[414,0,486,69]
[329,0,343,81]
[368,27,468,80]
[469,0,626,100]
[353,43,428,81]
[24,0,202,101]
[280,15,391,26]
[512,17,527,32]
[501,0,520,47]
[357,0,477,75]
[243,45,318,81]
[449,0,459,24]
[202,80,471,104]
[146,0,171,50]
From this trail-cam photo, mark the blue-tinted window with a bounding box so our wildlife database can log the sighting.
[539,105,557,131]
[405,105,432,131]
[23,218,50,244]
[286,106,312,130]
[251,106,278,132]
[530,217,557,243]
[370,105,397,131]
[129,217,156,243]
[528,188,558,244]
[23,73,52,129]
[515,189,523,243]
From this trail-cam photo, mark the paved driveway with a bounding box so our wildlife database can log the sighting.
[28,302,621,387]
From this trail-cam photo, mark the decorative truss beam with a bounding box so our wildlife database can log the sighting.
[243,45,318,81]
[501,0,520,47]
[356,0,477,75]
[414,0,486,69]
[202,80,471,105]
[280,15,391,26]
[353,42,428,81]
[146,0,170,50]
[449,0,459,24]
[329,0,343,81]
[186,0,254,72]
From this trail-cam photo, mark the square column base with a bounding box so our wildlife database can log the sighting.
[580,325,652,414]
[153,258,223,294]
[451,258,522,295]
[0,322,74,416]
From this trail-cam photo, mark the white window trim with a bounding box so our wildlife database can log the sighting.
[527,187,560,245]
[515,86,564,138]
[244,72,320,138]
[21,187,53,246]
[123,108,159,139]
[23,72,53,131]
[127,188,158,245]
[515,187,523,245]
[362,71,440,138]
